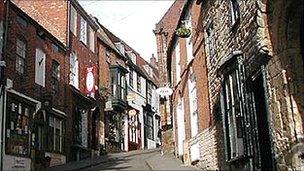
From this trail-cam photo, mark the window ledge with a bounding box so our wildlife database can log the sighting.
[227,155,250,163]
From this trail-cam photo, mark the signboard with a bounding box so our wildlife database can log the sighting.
[86,67,96,94]
[104,101,113,111]
[156,87,173,97]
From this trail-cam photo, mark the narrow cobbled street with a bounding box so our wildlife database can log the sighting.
[47,149,197,171]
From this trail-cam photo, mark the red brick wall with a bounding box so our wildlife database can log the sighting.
[5,4,67,113]
[12,0,68,46]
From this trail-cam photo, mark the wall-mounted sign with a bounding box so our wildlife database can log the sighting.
[128,109,137,116]
[156,87,173,97]
[104,101,113,111]
[86,67,96,93]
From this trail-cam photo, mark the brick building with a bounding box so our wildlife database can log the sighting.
[10,0,101,164]
[154,0,185,154]
[157,0,304,170]
[0,1,69,169]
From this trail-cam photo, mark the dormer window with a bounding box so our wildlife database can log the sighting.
[115,42,125,55]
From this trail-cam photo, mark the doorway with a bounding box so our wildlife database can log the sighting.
[251,72,274,170]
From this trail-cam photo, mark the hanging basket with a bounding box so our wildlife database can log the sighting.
[176,26,191,38]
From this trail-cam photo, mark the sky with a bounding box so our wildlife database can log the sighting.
[79,0,175,61]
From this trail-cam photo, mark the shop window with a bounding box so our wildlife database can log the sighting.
[5,94,35,157]
[230,0,240,26]
[16,38,26,74]
[52,60,60,93]
[80,16,87,45]
[145,113,154,140]
[48,116,65,153]
[70,5,77,36]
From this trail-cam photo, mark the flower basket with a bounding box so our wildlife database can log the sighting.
[176,26,191,38]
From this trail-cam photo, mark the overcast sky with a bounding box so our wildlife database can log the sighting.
[79,0,174,61]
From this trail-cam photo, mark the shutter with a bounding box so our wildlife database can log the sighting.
[35,49,45,87]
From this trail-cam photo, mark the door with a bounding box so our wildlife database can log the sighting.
[249,70,274,170]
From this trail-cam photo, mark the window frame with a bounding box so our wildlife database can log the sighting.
[16,38,26,74]
[51,60,60,94]
[48,115,65,153]
[137,74,141,93]
[221,55,247,162]
[70,52,79,88]
[80,16,87,45]
[129,69,133,88]
[70,5,77,36]
[229,0,240,27]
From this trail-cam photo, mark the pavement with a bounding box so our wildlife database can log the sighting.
[46,148,198,170]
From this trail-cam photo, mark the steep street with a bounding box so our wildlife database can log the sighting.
[48,149,197,171]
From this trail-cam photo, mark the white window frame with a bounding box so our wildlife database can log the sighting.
[35,48,46,87]
[80,16,87,45]
[70,52,79,88]
[88,26,95,52]
[70,5,77,36]
[175,41,181,84]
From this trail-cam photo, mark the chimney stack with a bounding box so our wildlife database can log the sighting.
[150,54,157,68]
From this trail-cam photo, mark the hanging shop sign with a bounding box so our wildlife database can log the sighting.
[128,109,137,116]
[86,66,96,94]
[156,87,173,97]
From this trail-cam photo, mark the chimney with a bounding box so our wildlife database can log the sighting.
[150,54,157,68]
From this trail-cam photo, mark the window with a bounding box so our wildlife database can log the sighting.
[17,16,27,27]
[88,26,95,52]
[185,12,193,63]
[129,69,134,88]
[48,116,65,153]
[110,67,126,101]
[5,94,35,157]
[70,5,77,36]
[147,83,152,104]
[35,48,46,87]
[137,74,141,93]
[230,0,240,26]
[52,60,60,93]
[222,57,245,161]
[145,113,154,140]
[206,22,216,62]
[188,72,198,137]
[70,52,79,88]
[80,17,87,44]
[175,42,181,84]
[16,39,26,74]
